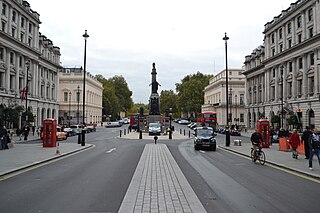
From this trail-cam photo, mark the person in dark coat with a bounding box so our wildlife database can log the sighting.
[302,126,312,159]
[308,128,320,170]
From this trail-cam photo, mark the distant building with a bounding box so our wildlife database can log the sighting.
[243,0,320,130]
[202,68,246,127]
[58,68,103,125]
[0,0,61,127]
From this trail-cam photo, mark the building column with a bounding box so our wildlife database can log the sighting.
[14,53,20,94]
[283,64,287,101]
[275,66,279,101]
[302,54,308,98]
[314,48,320,95]
[5,51,10,92]
[292,58,297,98]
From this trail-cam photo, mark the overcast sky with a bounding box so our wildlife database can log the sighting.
[28,0,294,103]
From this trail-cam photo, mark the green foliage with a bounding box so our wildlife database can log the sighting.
[97,75,133,120]
[160,90,178,117]
[175,71,212,115]
[271,115,280,124]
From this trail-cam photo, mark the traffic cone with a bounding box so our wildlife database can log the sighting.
[55,142,60,155]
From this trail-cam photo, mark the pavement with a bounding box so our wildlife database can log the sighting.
[1,128,320,212]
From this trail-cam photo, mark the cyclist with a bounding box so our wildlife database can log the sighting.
[251,128,263,161]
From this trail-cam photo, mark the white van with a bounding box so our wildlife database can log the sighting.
[70,125,88,134]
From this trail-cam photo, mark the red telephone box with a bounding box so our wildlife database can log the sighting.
[256,119,270,148]
[42,118,57,147]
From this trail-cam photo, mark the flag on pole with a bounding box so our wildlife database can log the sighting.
[20,87,27,99]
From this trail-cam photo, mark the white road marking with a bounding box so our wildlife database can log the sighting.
[106,148,116,153]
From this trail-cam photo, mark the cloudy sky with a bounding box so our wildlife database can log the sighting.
[28,0,294,103]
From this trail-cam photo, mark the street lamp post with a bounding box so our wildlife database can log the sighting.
[24,61,30,141]
[68,92,71,127]
[77,85,80,124]
[81,30,89,146]
[223,32,230,146]
[229,87,232,128]
[235,94,238,129]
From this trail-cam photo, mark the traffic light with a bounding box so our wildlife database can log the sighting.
[296,109,302,117]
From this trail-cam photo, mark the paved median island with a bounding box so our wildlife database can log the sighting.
[119,130,191,140]
[119,143,206,213]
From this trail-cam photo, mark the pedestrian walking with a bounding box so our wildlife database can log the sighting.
[32,126,35,136]
[301,126,312,159]
[308,128,320,170]
[0,124,9,150]
[287,129,301,159]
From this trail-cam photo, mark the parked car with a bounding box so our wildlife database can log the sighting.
[70,125,88,134]
[86,124,97,132]
[105,121,122,128]
[231,129,241,136]
[178,119,190,125]
[148,123,161,135]
[193,126,216,151]
[190,123,197,130]
[62,127,76,137]
[56,126,68,140]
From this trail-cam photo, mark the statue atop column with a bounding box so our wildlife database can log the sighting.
[149,63,161,115]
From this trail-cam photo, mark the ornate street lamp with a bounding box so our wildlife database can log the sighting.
[223,32,230,146]
[81,30,89,146]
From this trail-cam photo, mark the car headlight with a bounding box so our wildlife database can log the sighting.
[196,139,200,143]
[210,138,216,142]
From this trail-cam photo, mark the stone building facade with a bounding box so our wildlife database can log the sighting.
[58,68,103,125]
[243,0,320,130]
[202,68,246,128]
[0,0,61,127]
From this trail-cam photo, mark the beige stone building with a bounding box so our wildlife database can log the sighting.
[202,68,246,128]
[58,68,103,125]
[243,0,320,130]
[0,0,61,128]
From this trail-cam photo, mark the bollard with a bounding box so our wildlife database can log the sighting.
[180,129,182,134]
[154,136,158,144]
[81,129,86,146]
[124,129,126,135]
[139,130,142,139]
[120,130,122,137]
[184,129,185,136]
[78,133,81,144]
[188,130,190,138]
[169,131,172,139]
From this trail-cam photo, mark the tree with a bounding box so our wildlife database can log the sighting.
[160,90,178,117]
[97,74,133,120]
[175,71,212,116]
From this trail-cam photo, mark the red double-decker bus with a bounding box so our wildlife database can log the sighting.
[201,111,217,131]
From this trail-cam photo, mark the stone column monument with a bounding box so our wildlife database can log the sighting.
[149,63,161,121]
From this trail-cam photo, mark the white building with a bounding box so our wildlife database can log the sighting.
[58,68,103,125]
[243,0,320,130]
[202,68,246,128]
[0,0,61,127]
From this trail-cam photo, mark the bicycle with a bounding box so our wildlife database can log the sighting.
[251,146,266,165]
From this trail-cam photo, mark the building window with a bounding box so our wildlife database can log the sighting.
[229,71,232,75]
[19,56,23,67]
[11,27,15,37]
[52,88,55,99]
[64,92,68,102]
[28,37,32,47]
[20,33,24,42]
[0,47,3,60]
[240,114,244,122]
[279,44,283,52]
[288,82,292,97]
[12,11,16,22]
[298,58,303,69]
[28,23,32,33]
[308,8,313,22]
[309,77,314,95]
[21,17,25,28]
[41,85,44,97]
[272,69,275,78]
[2,3,6,16]
[289,62,292,72]
[288,39,292,48]
[309,27,313,38]
[287,22,291,34]
[272,48,275,56]
[279,28,283,39]
[10,52,14,64]
[298,34,302,43]
[310,53,314,66]
[297,16,302,28]
[271,33,275,44]
[298,80,302,95]
[1,21,5,32]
